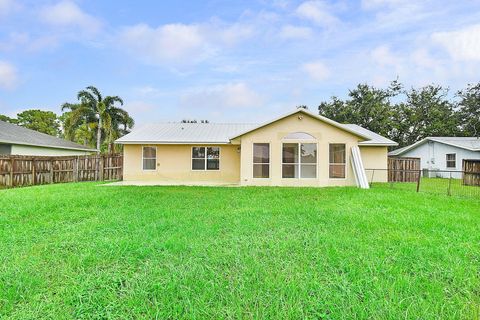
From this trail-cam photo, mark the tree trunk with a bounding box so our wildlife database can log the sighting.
[96,116,102,154]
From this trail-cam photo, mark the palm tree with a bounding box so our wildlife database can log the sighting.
[62,86,134,153]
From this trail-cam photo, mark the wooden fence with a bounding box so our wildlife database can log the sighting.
[463,159,480,186]
[388,157,420,182]
[0,154,123,188]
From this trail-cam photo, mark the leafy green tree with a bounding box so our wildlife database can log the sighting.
[391,85,458,146]
[14,109,61,136]
[457,83,480,137]
[0,114,16,123]
[319,80,402,137]
[62,86,134,153]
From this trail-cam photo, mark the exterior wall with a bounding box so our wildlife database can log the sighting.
[0,144,12,155]
[400,141,480,178]
[235,113,386,187]
[360,146,388,182]
[123,144,241,183]
[10,144,94,156]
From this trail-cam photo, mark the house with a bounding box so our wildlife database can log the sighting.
[389,137,480,178]
[0,120,97,156]
[115,109,397,187]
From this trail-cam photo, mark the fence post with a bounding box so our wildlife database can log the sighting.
[9,158,14,187]
[447,172,452,196]
[50,158,54,184]
[32,158,36,185]
[416,169,421,192]
[73,157,78,182]
[99,155,104,181]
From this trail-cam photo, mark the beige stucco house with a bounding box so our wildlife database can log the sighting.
[116,109,397,187]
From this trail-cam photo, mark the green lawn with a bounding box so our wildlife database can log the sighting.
[1,183,479,319]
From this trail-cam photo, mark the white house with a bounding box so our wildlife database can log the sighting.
[389,137,480,178]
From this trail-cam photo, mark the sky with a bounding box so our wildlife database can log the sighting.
[1,0,480,125]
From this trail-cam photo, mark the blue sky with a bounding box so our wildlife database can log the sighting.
[1,0,480,125]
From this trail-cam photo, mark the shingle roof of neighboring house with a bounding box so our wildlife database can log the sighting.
[0,120,97,152]
[116,109,397,146]
[389,137,480,156]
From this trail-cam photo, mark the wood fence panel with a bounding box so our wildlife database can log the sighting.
[463,159,480,186]
[0,154,123,189]
[388,157,420,182]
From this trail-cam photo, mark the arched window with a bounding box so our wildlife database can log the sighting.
[283,132,316,140]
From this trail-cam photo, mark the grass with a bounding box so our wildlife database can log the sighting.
[0,183,479,319]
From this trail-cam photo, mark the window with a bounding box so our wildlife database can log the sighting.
[192,147,220,170]
[446,153,456,168]
[329,144,346,178]
[142,146,157,170]
[282,143,317,178]
[253,143,270,178]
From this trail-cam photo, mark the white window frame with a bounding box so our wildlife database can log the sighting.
[281,142,318,179]
[252,143,271,179]
[191,146,221,171]
[142,146,157,171]
[446,153,456,169]
[329,143,347,180]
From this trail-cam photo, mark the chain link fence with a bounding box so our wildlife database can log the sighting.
[365,168,480,198]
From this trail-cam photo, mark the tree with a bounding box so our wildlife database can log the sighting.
[457,83,480,137]
[0,114,15,123]
[62,86,134,153]
[319,80,402,137]
[14,109,61,136]
[391,85,458,146]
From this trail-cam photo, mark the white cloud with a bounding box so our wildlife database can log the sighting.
[371,45,399,66]
[296,1,339,28]
[180,83,264,110]
[301,61,330,81]
[118,23,211,65]
[432,24,480,61]
[216,23,254,46]
[118,21,255,66]
[279,25,313,39]
[0,61,18,90]
[361,0,405,10]
[39,0,102,34]
[0,0,19,16]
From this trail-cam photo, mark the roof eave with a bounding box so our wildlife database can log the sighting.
[115,140,231,145]
[0,139,97,152]
[359,142,398,147]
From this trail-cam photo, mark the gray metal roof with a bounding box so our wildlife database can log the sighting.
[116,122,257,144]
[0,120,97,151]
[389,137,480,156]
[341,124,397,146]
[116,110,396,147]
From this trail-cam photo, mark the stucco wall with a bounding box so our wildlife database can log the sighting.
[235,113,386,187]
[123,144,241,183]
[10,144,94,156]
[360,146,388,182]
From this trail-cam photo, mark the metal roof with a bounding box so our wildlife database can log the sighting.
[116,123,257,144]
[342,124,397,146]
[116,109,397,146]
[389,137,480,156]
[0,120,97,152]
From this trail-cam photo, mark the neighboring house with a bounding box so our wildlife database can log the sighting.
[116,109,397,187]
[0,120,97,156]
[389,137,480,178]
